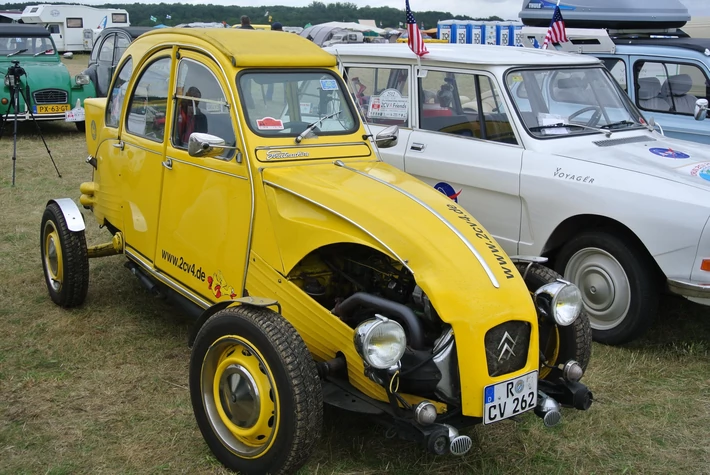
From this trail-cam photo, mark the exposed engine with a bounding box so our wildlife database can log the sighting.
[287,244,460,403]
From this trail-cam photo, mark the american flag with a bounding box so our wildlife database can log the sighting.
[541,5,568,50]
[405,0,428,57]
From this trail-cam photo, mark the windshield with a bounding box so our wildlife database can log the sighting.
[506,67,645,138]
[0,36,55,57]
[238,71,358,138]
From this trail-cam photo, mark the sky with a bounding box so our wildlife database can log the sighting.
[74,0,710,19]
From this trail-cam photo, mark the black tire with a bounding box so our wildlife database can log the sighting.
[516,262,592,381]
[555,231,659,345]
[190,305,323,475]
[40,202,89,307]
[75,121,86,133]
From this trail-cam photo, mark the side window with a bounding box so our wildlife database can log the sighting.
[172,59,236,157]
[48,25,60,34]
[125,57,171,140]
[66,18,83,28]
[98,35,115,63]
[106,57,133,128]
[602,58,627,92]
[346,66,410,127]
[114,35,131,64]
[634,61,710,115]
[419,70,517,145]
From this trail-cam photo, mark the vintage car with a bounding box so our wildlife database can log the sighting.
[328,43,710,345]
[40,29,592,474]
[0,24,94,131]
[82,26,151,97]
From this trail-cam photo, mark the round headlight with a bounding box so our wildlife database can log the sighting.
[354,316,407,369]
[534,280,583,327]
[553,283,582,326]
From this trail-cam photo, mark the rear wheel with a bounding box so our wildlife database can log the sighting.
[190,305,322,475]
[516,263,592,381]
[40,202,89,307]
[555,231,658,345]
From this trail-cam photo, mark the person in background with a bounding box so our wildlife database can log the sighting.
[271,22,283,31]
[265,22,284,101]
[238,15,254,30]
[177,86,207,146]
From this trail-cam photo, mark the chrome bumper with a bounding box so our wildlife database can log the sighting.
[667,278,710,299]
[1,112,67,121]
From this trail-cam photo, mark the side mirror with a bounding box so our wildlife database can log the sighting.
[694,99,708,121]
[188,132,237,159]
[374,125,399,149]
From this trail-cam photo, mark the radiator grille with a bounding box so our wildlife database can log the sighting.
[484,321,531,377]
[33,89,68,105]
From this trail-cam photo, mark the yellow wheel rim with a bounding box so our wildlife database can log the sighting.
[43,221,63,292]
[201,335,279,459]
[539,326,560,379]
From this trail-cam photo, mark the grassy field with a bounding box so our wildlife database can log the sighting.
[0,55,709,475]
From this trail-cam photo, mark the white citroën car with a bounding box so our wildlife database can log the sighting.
[327,43,710,345]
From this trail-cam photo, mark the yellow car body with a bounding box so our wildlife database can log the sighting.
[40,28,592,474]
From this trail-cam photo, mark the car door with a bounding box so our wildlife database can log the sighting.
[403,68,524,254]
[116,53,173,262]
[96,33,116,97]
[343,63,414,169]
[630,55,710,144]
[154,52,251,301]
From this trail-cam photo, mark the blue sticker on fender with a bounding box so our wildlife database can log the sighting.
[434,182,462,202]
[649,147,690,159]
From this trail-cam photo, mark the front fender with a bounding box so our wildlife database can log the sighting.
[47,198,85,232]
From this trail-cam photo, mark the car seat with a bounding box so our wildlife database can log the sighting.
[637,77,670,111]
[661,74,698,114]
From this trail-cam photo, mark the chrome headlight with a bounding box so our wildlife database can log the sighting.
[75,73,90,86]
[353,315,406,369]
[534,280,582,326]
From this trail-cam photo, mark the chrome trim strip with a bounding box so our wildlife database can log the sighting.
[165,156,248,180]
[333,160,499,288]
[255,142,368,151]
[125,142,162,155]
[667,278,710,299]
[126,248,211,309]
[263,180,414,275]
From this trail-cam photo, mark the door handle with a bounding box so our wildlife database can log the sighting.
[162,158,173,170]
[410,142,426,152]
[112,141,124,151]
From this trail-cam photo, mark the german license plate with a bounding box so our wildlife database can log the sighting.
[35,104,70,114]
[483,371,538,424]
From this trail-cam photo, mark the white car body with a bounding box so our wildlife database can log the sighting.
[327,43,710,344]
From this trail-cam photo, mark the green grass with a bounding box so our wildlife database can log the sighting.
[0,55,709,474]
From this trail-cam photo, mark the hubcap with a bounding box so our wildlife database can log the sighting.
[565,247,631,330]
[43,222,63,292]
[201,336,278,458]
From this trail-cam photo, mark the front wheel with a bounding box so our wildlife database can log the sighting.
[555,231,659,345]
[516,263,592,381]
[190,305,323,475]
[40,202,89,307]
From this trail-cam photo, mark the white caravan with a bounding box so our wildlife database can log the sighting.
[20,4,130,52]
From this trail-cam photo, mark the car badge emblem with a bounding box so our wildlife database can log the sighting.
[497,331,516,361]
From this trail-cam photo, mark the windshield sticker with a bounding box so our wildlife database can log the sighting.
[553,168,595,184]
[265,150,310,160]
[538,113,569,135]
[367,89,408,120]
[434,182,462,203]
[300,102,312,114]
[256,117,284,130]
[690,162,710,182]
[320,79,339,91]
[649,147,690,159]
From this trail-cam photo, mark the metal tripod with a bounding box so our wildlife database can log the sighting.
[0,80,61,186]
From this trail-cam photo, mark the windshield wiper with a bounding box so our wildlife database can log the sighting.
[529,122,612,137]
[600,120,639,130]
[295,110,342,144]
[33,49,52,57]
[7,49,28,57]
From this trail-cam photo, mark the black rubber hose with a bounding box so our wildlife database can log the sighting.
[333,292,426,350]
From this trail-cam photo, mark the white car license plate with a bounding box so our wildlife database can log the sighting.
[483,371,538,425]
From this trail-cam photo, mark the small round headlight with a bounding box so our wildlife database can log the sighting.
[534,280,583,327]
[354,315,406,369]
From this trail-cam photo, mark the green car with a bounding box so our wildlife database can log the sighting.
[0,24,95,131]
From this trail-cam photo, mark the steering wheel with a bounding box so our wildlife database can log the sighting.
[568,106,603,127]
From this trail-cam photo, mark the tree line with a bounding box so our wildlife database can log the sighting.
[3,1,505,29]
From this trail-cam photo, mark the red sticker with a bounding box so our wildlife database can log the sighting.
[256,117,284,130]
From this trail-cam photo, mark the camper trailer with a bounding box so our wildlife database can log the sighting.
[21,4,129,52]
